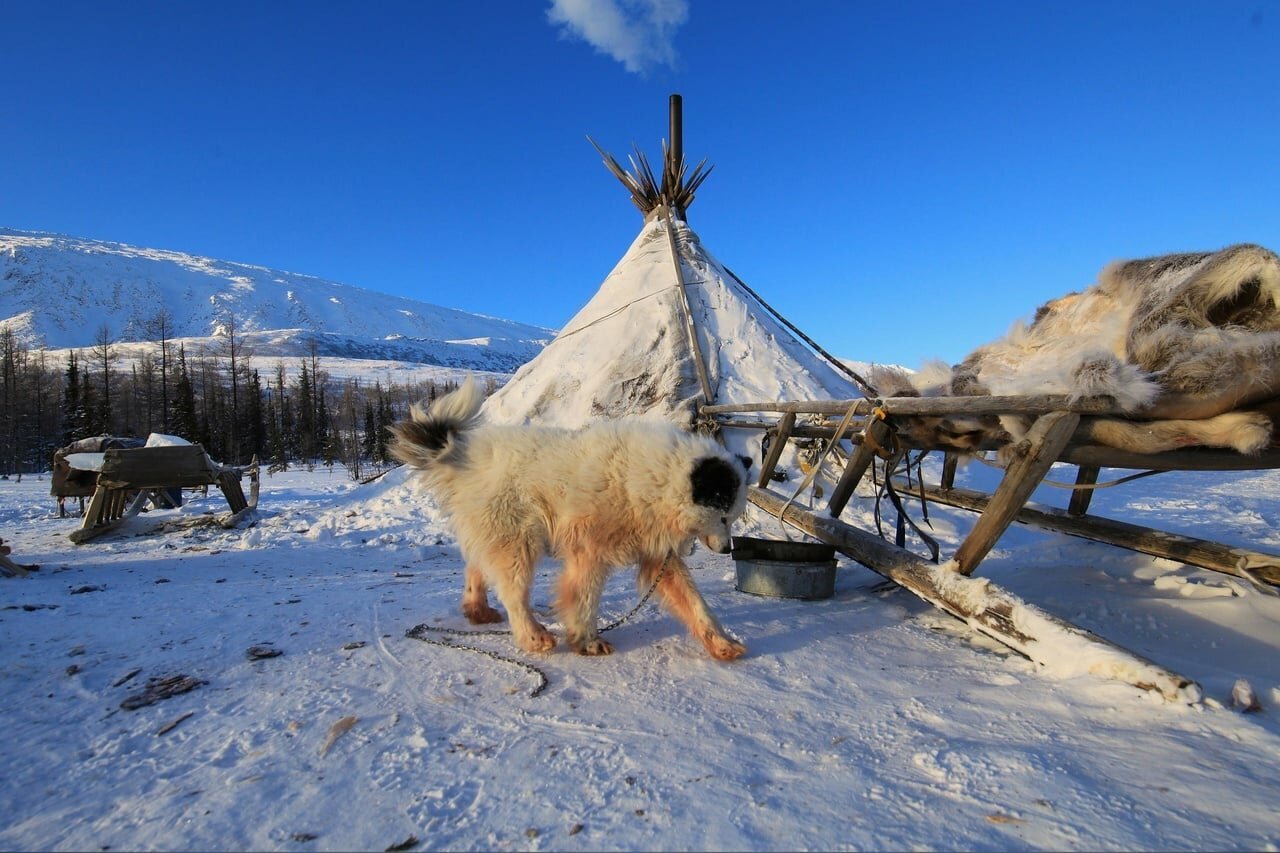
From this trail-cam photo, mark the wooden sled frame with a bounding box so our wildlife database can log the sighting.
[70,445,260,544]
[704,394,1280,701]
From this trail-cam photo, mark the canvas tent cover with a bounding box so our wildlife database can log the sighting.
[483,216,856,451]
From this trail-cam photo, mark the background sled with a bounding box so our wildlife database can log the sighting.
[70,445,260,544]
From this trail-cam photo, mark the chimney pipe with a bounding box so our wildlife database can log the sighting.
[669,93,683,173]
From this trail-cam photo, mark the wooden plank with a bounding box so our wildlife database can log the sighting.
[661,205,715,404]
[827,416,892,518]
[245,456,260,509]
[914,483,1280,588]
[71,487,129,544]
[940,452,959,490]
[717,419,871,439]
[217,472,249,514]
[757,412,796,488]
[99,446,215,490]
[749,485,1200,702]
[703,394,1120,418]
[1067,465,1100,517]
[1060,444,1280,472]
[952,412,1081,575]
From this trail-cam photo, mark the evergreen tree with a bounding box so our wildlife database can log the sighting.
[294,360,315,462]
[78,366,100,439]
[245,369,266,462]
[61,351,81,444]
[170,345,200,442]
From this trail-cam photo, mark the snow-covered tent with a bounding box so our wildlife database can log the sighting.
[483,96,864,474]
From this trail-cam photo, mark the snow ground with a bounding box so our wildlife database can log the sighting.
[2,459,1280,852]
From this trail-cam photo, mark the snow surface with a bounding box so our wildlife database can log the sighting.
[2,455,1280,851]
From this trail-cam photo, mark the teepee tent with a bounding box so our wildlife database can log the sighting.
[483,95,865,469]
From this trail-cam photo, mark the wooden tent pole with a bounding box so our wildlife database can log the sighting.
[663,201,716,406]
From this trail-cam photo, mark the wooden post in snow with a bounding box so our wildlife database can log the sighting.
[749,485,1201,703]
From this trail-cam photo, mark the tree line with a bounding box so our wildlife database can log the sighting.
[0,312,496,480]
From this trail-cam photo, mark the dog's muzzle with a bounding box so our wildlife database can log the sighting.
[701,533,732,554]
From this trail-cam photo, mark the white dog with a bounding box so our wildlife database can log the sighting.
[389,379,750,661]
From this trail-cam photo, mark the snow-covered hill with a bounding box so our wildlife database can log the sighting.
[0,228,554,372]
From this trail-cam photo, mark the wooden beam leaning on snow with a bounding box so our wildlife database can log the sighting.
[749,485,1203,703]
[910,483,1280,589]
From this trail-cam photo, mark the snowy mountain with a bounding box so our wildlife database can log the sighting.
[0,228,554,372]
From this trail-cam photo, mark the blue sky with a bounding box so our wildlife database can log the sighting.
[5,1,1278,367]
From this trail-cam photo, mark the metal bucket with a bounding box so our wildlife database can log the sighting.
[731,536,837,601]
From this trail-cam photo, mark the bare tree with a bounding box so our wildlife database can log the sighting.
[218,313,252,462]
[89,324,118,434]
[145,309,175,429]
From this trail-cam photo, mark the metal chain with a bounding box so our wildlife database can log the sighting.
[404,565,667,698]
[403,625,551,698]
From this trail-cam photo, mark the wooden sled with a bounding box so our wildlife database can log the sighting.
[71,445,260,544]
[704,394,1280,702]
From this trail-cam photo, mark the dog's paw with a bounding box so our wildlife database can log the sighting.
[517,625,557,654]
[704,632,747,661]
[462,602,504,624]
[573,637,615,656]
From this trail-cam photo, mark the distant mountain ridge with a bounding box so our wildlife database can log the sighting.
[0,228,554,372]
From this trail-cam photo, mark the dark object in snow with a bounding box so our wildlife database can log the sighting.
[70,584,104,595]
[112,667,142,688]
[246,645,283,660]
[384,835,419,852]
[291,832,319,843]
[120,674,206,711]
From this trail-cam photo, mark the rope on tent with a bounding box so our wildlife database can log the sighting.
[721,262,879,398]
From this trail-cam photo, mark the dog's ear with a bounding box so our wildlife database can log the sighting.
[691,456,742,513]
[737,454,753,472]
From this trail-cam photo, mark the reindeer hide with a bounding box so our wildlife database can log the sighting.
[873,243,1280,455]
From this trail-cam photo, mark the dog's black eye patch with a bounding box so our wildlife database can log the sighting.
[691,456,741,512]
[737,454,753,472]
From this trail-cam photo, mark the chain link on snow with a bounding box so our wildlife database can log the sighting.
[405,564,667,698]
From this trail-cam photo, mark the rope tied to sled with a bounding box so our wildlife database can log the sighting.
[405,563,668,698]
[773,400,863,537]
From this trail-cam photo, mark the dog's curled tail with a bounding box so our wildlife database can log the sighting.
[388,377,486,469]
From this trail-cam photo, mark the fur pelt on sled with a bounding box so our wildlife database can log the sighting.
[872,243,1280,456]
